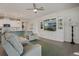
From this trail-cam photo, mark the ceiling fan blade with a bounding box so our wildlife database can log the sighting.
[0,16,4,19]
[26,8,33,10]
[33,3,37,9]
[37,7,44,10]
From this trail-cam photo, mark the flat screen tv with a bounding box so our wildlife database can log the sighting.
[3,24,10,27]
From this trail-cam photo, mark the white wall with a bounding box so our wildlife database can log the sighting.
[30,7,79,43]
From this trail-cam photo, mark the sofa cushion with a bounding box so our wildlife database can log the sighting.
[2,34,20,56]
[4,32,23,55]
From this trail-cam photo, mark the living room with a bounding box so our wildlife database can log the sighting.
[0,3,79,56]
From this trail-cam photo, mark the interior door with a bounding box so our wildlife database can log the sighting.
[64,20,72,42]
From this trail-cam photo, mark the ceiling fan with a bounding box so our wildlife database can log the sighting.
[26,3,44,13]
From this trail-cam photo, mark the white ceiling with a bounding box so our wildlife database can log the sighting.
[0,3,79,20]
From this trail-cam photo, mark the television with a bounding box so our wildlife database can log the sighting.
[3,24,10,27]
